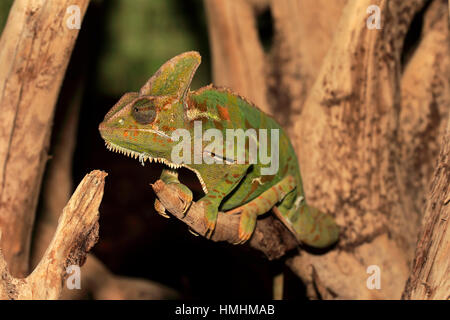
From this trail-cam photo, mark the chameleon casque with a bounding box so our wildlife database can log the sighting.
[99,51,339,247]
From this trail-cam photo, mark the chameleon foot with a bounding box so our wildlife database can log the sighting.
[169,183,193,215]
[203,214,217,239]
[236,210,257,244]
[158,169,193,215]
[159,182,193,215]
[197,199,218,239]
[188,228,199,237]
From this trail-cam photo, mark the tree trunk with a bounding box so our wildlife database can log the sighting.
[0,0,89,277]
[204,0,449,299]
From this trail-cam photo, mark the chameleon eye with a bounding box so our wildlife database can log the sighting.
[132,98,156,124]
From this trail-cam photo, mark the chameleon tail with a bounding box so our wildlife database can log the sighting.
[295,205,339,248]
[274,204,339,248]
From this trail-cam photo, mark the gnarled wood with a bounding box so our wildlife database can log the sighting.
[0,170,105,300]
[204,0,450,299]
[289,0,428,299]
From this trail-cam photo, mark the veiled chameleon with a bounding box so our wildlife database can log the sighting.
[99,52,339,247]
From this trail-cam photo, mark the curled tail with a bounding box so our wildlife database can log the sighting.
[274,204,339,248]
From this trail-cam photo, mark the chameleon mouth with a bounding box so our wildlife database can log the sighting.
[105,141,208,193]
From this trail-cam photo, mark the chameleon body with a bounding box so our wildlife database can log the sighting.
[99,52,339,247]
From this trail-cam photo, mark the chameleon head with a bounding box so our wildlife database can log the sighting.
[98,51,202,168]
[98,92,186,168]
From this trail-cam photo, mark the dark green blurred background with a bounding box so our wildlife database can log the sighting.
[0,0,304,299]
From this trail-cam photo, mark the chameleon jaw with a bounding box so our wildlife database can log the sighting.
[104,141,208,193]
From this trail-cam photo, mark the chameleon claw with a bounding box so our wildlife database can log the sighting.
[154,198,170,219]
[236,232,252,245]
[235,211,256,244]
[188,228,199,237]
[196,199,218,239]
[166,183,193,215]
[204,219,216,239]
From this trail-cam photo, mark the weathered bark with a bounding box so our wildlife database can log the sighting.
[398,0,449,231]
[270,0,347,130]
[204,0,449,299]
[204,0,347,132]
[0,170,105,300]
[402,118,449,300]
[0,0,89,277]
[401,0,450,300]
[292,0,428,299]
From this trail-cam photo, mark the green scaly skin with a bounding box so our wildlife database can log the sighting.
[99,51,339,247]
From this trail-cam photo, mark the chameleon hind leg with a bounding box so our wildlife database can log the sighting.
[274,195,339,248]
[154,169,193,218]
[197,166,249,238]
[225,175,297,244]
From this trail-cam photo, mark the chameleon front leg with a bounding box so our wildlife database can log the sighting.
[197,166,249,238]
[154,169,193,218]
[225,175,297,244]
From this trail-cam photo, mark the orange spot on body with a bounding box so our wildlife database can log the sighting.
[217,105,230,121]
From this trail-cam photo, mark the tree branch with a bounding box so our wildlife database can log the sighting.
[151,180,298,260]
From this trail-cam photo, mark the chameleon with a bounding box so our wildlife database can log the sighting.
[98,51,339,247]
